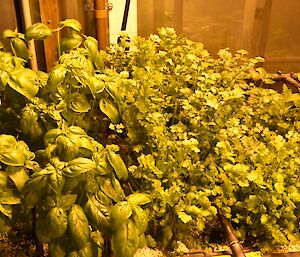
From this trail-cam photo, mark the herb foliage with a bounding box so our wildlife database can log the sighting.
[106,28,300,249]
[0,21,299,257]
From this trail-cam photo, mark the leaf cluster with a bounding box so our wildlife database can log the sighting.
[0,20,149,257]
[105,28,300,249]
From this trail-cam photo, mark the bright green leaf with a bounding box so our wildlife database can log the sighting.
[112,219,139,257]
[68,204,90,248]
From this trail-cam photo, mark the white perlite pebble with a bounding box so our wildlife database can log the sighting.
[134,247,165,257]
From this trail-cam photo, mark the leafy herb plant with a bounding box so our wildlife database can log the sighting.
[0,19,150,257]
[0,20,299,257]
[105,28,300,250]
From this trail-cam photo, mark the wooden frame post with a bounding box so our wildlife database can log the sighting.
[39,0,60,71]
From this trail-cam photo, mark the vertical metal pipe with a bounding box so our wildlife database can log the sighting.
[218,214,246,257]
[94,0,109,49]
[20,0,38,70]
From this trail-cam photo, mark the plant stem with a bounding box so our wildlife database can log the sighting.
[32,208,44,257]
[57,30,61,57]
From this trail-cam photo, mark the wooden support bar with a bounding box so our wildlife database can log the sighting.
[257,0,273,57]
[39,0,60,71]
[241,0,257,53]
[154,0,165,31]
[174,0,183,34]
[265,56,300,63]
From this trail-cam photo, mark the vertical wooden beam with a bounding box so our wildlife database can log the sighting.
[137,0,154,37]
[241,0,257,54]
[39,0,60,71]
[94,0,109,50]
[256,0,273,57]
[257,0,273,57]
[154,0,165,31]
[174,0,183,34]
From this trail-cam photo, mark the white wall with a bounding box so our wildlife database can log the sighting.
[109,0,137,43]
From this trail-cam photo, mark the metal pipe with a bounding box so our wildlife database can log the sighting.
[94,0,109,50]
[20,0,38,70]
[218,214,246,257]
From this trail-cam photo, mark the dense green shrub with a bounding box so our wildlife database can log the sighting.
[0,20,299,257]
[0,20,150,257]
[105,28,300,249]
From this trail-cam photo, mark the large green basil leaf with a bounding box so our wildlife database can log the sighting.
[60,36,82,53]
[7,167,29,191]
[111,219,139,257]
[68,205,89,248]
[46,207,68,238]
[59,19,82,32]
[49,170,65,193]
[20,106,43,139]
[3,29,17,39]
[84,37,98,61]
[96,190,112,206]
[99,98,121,124]
[11,38,30,61]
[84,196,110,232]
[86,76,105,98]
[57,194,78,211]
[84,173,99,194]
[111,201,132,231]
[63,157,96,177]
[90,230,104,249]
[68,126,87,136]
[127,193,152,206]
[44,128,63,146]
[47,64,67,91]
[107,151,128,181]
[35,216,52,243]
[94,52,105,71]
[26,23,52,40]
[0,135,17,154]
[110,173,126,200]
[22,175,48,208]
[78,138,94,158]
[68,93,91,113]
[9,69,39,99]
[42,196,56,210]
[0,195,21,205]
[63,175,85,191]
[0,204,12,219]
[23,175,48,193]
[49,240,67,257]
[55,135,79,161]
[22,189,46,209]
[78,243,93,257]
[97,176,124,202]
[0,149,26,166]
[132,206,148,234]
